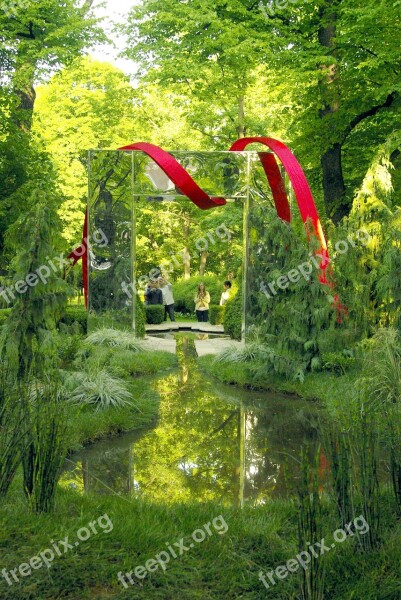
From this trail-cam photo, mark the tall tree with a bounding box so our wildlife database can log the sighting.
[123,0,401,222]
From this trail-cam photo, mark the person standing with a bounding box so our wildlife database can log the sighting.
[159,278,176,321]
[219,280,232,306]
[146,281,163,305]
[194,282,211,322]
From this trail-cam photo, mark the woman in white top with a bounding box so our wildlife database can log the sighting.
[219,280,232,306]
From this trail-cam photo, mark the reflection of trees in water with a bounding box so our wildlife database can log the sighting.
[63,335,324,504]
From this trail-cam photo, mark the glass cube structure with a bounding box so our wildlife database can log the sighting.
[87,149,289,338]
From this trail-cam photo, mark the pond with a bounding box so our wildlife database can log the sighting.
[62,334,326,506]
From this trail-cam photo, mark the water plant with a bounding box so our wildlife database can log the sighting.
[297,445,325,600]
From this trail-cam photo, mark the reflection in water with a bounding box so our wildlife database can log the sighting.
[62,334,324,505]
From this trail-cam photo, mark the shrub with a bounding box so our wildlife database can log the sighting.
[145,304,165,324]
[224,293,243,340]
[135,296,146,338]
[57,333,84,367]
[174,275,222,314]
[209,305,225,325]
[321,351,355,375]
[60,306,87,333]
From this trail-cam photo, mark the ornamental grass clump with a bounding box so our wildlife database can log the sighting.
[66,368,135,412]
[85,328,144,352]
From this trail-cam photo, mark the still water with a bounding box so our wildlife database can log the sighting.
[62,334,325,505]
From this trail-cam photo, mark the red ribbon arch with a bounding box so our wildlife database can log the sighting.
[68,137,330,307]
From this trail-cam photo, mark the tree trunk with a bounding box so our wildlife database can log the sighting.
[199,251,208,276]
[321,143,347,223]
[236,95,246,138]
[13,42,37,133]
[318,0,346,223]
[183,247,191,279]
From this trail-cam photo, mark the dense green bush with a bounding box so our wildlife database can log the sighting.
[209,304,225,325]
[174,275,222,313]
[60,305,88,332]
[135,296,146,338]
[145,304,165,324]
[224,293,243,340]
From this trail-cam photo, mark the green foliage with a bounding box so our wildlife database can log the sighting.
[224,293,242,341]
[136,296,146,338]
[57,332,84,367]
[22,379,67,513]
[321,351,356,376]
[145,304,164,324]
[0,308,11,326]
[209,304,225,325]
[245,205,337,376]
[174,275,222,314]
[85,328,144,352]
[65,368,135,412]
[60,305,87,333]
[0,191,68,378]
[0,380,25,498]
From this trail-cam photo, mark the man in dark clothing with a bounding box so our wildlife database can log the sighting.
[145,281,163,305]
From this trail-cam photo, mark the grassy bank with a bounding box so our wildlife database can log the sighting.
[1,474,400,599]
[64,349,177,452]
[198,354,356,406]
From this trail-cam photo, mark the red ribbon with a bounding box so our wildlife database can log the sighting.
[69,137,330,308]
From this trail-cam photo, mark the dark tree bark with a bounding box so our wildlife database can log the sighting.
[317,0,345,223]
[321,143,347,223]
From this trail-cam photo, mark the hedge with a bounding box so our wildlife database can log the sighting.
[60,305,88,332]
[58,298,146,338]
[209,305,225,325]
[145,304,164,325]
[224,293,242,340]
[135,296,146,338]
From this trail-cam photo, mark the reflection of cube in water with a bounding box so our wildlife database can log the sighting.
[87,149,285,337]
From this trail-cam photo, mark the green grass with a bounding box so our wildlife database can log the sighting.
[198,355,357,405]
[1,477,401,599]
[64,350,177,451]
